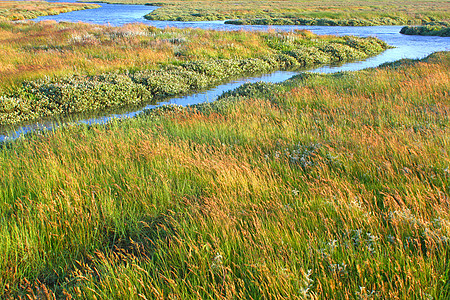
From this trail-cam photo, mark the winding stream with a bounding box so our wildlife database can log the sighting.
[1,1,449,142]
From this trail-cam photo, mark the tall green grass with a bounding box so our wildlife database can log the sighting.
[0,52,448,299]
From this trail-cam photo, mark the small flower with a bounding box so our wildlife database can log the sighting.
[356,286,377,299]
[329,263,347,276]
[210,252,224,273]
[387,235,395,244]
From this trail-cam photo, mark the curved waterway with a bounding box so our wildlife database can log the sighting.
[1,1,449,142]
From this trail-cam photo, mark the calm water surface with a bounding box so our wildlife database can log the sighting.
[1,1,448,141]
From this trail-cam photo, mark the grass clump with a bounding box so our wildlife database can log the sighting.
[0,23,389,127]
[0,1,99,21]
[0,51,449,299]
[400,24,450,37]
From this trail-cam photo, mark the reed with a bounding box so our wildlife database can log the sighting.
[0,51,448,299]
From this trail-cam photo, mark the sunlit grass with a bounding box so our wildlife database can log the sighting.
[0,51,448,299]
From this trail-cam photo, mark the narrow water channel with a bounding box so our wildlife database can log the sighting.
[1,1,449,142]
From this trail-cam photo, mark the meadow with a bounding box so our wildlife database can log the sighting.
[0,51,448,299]
[0,1,449,298]
[0,1,99,21]
[103,0,449,25]
[0,21,389,127]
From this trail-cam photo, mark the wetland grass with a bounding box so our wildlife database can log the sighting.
[0,52,448,299]
[0,22,389,127]
[400,24,450,37]
[101,0,450,25]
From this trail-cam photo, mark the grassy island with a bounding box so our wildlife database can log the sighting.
[0,51,449,299]
[0,21,389,127]
[400,24,450,37]
[101,0,450,26]
[0,1,100,21]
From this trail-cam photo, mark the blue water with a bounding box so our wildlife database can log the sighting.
[1,1,449,142]
[33,1,158,25]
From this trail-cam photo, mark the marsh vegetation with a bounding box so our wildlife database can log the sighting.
[110,0,450,25]
[1,52,449,299]
[0,1,449,298]
[400,24,450,37]
[0,22,388,127]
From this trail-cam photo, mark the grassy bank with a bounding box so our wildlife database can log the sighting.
[0,1,99,21]
[1,51,449,298]
[109,0,450,25]
[0,22,389,127]
[400,24,450,37]
[225,18,450,27]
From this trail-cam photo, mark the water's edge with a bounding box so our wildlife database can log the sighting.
[0,70,303,142]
